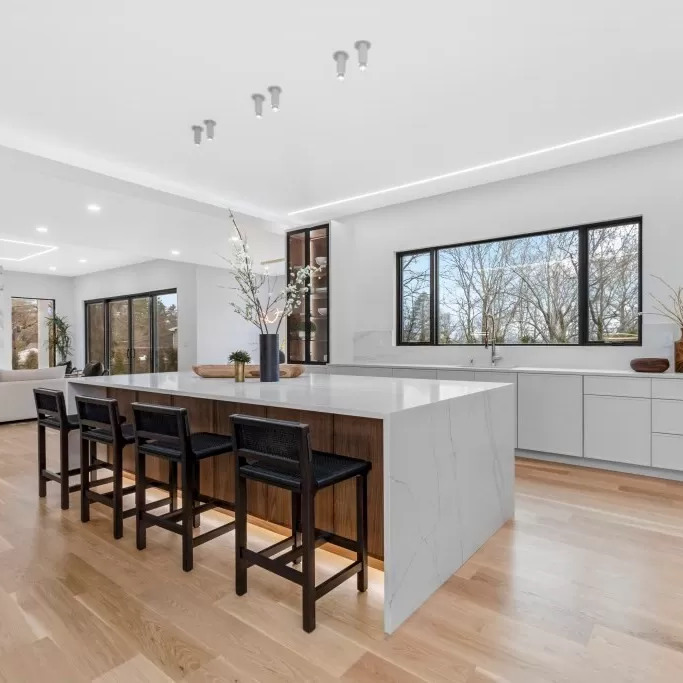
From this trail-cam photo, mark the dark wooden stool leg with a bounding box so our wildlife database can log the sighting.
[113,444,124,539]
[181,457,194,572]
[135,448,147,550]
[357,473,368,592]
[302,490,316,633]
[59,429,70,510]
[193,459,200,529]
[38,425,47,498]
[291,492,302,565]
[235,470,248,596]
[89,441,98,484]
[80,438,90,523]
[168,463,178,512]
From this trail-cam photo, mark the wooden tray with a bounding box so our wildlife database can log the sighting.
[192,364,305,379]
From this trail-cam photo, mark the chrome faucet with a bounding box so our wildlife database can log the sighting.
[484,314,503,367]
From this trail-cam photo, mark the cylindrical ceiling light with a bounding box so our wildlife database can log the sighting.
[252,93,265,118]
[192,125,203,145]
[354,40,371,71]
[333,50,349,80]
[204,119,216,140]
[267,86,282,112]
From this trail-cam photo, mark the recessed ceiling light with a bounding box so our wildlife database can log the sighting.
[36,226,48,233]
[288,109,683,216]
[230,236,239,241]
[79,258,87,263]
[49,266,57,271]
[170,250,180,256]
[87,204,101,213]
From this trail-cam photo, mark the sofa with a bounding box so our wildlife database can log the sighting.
[0,367,67,423]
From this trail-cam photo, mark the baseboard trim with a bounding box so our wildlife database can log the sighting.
[515,449,683,482]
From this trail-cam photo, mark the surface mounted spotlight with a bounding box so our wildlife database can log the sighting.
[192,125,203,145]
[267,86,282,112]
[354,40,371,71]
[333,50,349,80]
[252,93,265,118]
[204,119,216,140]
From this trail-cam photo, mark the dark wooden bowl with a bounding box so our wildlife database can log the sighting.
[630,358,670,373]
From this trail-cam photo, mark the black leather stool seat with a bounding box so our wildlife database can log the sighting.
[141,433,233,460]
[42,413,79,431]
[241,450,370,490]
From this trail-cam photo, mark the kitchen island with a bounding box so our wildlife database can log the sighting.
[67,371,515,633]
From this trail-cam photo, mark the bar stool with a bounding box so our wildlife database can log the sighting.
[34,387,96,509]
[76,396,137,539]
[231,414,371,633]
[132,403,235,571]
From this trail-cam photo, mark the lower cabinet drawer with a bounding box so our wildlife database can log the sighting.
[652,433,683,472]
[584,395,651,466]
[652,399,683,435]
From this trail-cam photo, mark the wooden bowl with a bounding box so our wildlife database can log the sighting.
[192,364,304,379]
[630,358,670,373]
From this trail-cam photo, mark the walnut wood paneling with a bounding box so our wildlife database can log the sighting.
[333,415,384,558]
[171,396,216,496]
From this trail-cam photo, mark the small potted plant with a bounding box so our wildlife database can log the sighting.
[228,350,251,383]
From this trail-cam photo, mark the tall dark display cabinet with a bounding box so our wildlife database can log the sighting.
[286,224,329,364]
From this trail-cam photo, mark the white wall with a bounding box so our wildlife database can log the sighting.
[331,139,683,369]
[0,270,76,369]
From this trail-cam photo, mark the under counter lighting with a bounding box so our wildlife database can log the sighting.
[36,226,48,233]
[87,204,101,213]
[170,249,180,256]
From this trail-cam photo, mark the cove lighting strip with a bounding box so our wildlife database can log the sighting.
[288,111,683,216]
[0,238,58,261]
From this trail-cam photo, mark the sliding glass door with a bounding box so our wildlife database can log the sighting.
[85,289,178,374]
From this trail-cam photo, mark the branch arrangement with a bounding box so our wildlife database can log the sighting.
[225,211,321,334]
[645,275,683,328]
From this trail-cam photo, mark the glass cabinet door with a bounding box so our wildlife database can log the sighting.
[286,225,329,364]
[308,226,328,363]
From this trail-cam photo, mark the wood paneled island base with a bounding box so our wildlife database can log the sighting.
[106,388,385,560]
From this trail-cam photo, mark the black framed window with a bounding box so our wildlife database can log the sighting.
[397,217,642,346]
[85,289,178,373]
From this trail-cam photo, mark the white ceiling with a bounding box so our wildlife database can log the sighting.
[0,146,283,276]
[1,1,683,238]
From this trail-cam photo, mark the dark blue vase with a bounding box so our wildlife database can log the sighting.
[259,334,280,382]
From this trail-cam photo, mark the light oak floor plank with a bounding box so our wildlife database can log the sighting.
[2,423,683,680]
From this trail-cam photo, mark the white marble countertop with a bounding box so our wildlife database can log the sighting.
[68,371,509,419]
[328,362,682,380]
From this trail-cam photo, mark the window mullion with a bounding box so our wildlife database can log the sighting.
[578,227,589,345]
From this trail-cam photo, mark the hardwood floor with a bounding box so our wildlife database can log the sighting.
[0,421,682,681]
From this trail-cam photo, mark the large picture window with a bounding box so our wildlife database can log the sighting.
[397,217,642,346]
[11,297,56,369]
[85,289,178,374]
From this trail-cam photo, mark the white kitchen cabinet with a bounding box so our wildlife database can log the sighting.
[652,433,683,471]
[584,375,651,398]
[436,369,476,381]
[517,373,583,457]
[329,365,393,377]
[652,379,683,401]
[652,399,683,435]
[392,368,437,379]
[584,395,651,466]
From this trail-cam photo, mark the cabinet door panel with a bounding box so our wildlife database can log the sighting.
[584,395,651,466]
[652,399,683,435]
[517,373,582,457]
[392,368,437,379]
[437,369,476,381]
[652,433,683,471]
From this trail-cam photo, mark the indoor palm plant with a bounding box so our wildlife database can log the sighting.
[228,350,251,382]
[44,313,73,368]
[225,210,320,381]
